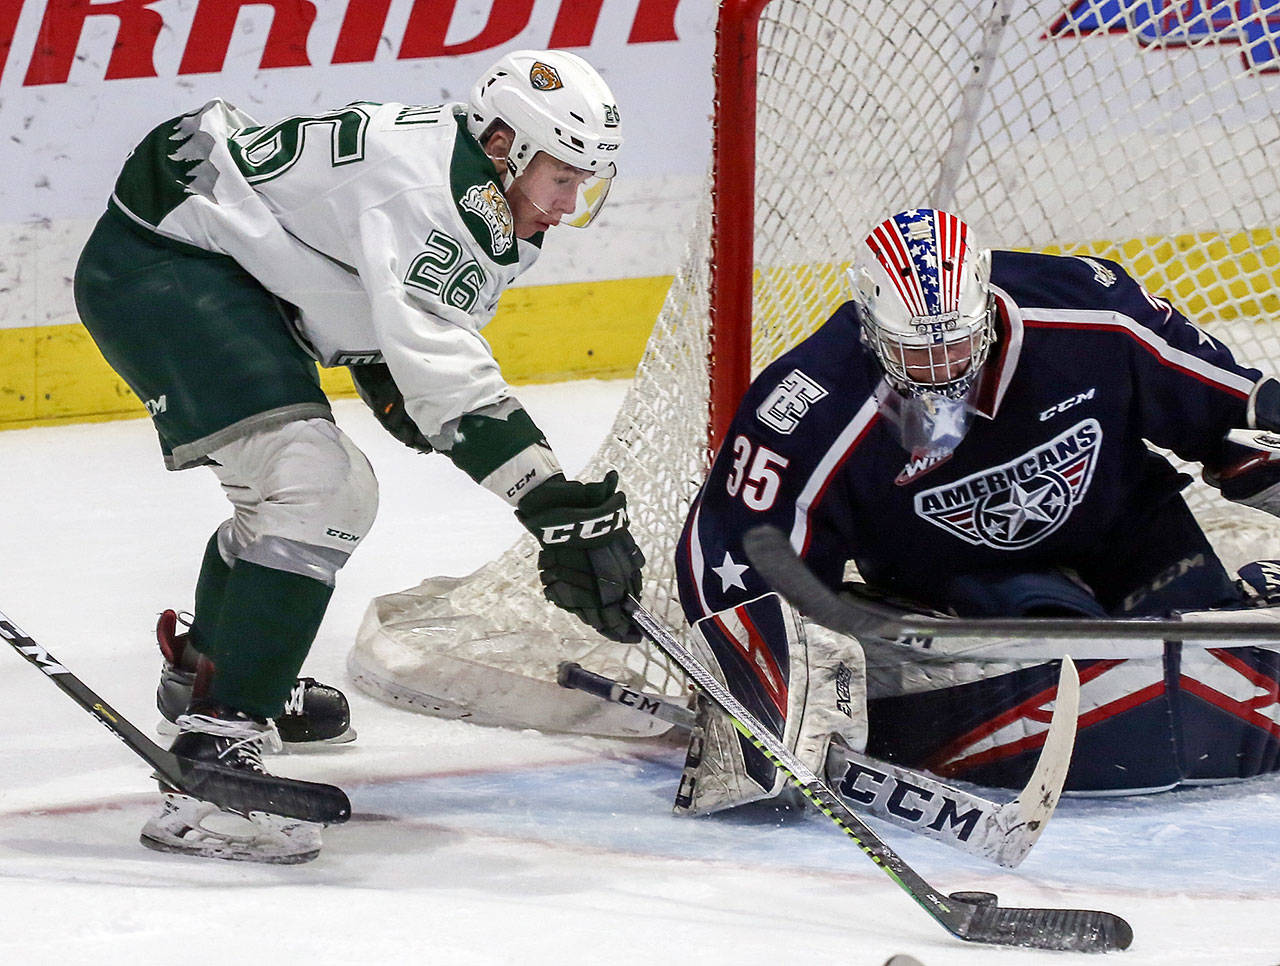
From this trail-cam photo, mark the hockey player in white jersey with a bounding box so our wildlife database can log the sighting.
[73,49,643,862]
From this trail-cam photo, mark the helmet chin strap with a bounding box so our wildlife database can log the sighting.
[485,153,517,189]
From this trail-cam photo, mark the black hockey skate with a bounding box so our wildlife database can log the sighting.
[141,703,323,863]
[155,609,356,746]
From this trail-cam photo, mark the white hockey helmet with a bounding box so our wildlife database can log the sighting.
[850,209,995,399]
[468,49,623,227]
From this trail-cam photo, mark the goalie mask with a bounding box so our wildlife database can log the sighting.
[851,209,995,457]
[468,49,623,228]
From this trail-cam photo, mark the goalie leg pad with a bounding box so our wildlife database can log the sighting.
[859,572,1183,793]
[674,593,867,815]
[1173,635,1280,781]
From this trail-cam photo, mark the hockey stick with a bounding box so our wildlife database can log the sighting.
[557,661,697,729]
[626,598,1131,952]
[742,525,1280,652]
[1,609,350,824]
[557,660,1077,868]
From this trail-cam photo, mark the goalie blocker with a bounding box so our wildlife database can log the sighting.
[674,592,868,815]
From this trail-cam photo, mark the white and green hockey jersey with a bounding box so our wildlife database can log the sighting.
[109,98,543,443]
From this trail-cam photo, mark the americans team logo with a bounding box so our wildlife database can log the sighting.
[915,419,1102,548]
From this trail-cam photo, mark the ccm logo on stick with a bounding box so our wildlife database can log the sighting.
[836,759,986,841]
[1,622,69,676]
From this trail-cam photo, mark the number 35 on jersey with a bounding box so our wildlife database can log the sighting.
[725,437,789,511]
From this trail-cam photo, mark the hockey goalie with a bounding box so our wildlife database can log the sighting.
[673,207,1280,809]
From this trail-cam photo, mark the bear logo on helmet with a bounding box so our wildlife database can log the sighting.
[528,62,564,91]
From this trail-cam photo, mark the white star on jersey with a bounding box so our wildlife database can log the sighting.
[984,479,1060,540]
[711,551,750,592]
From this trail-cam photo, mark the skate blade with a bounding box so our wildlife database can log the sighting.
[157,720,357,748]
[279,726,358,750]
[140,795,322,864]
[139,832,319,864]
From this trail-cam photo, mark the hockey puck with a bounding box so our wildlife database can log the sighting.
[948,890,998,906]
[882,955,927,966]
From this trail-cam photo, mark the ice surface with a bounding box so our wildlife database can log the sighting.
[1,382,1278,965]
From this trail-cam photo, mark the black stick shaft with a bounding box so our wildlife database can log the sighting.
[744,524,1280,643]
[557,661,697,729]
[1,609,350,823]
[1,611,175,772]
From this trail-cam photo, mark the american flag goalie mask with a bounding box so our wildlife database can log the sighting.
[849,209,995,400]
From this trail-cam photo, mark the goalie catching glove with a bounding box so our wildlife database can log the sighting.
[1206,377,1280,517]
[516,470,645,643]
[1204,443,1280,515]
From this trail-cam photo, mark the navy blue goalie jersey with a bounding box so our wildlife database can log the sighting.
[676,251,1263,624]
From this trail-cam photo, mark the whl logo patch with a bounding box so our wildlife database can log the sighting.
[914,419,1101,548]
[895,450,952,485]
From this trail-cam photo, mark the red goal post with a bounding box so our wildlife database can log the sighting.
[709,0,771,449]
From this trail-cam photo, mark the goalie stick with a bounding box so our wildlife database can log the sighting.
[557,659,1077,868]
[626,598,1132,953]
[741,525,1280,657]
[1,609,350,825]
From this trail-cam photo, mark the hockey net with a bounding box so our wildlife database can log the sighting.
[349,0,1280,735]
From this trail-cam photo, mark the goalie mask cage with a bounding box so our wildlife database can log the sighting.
[349,0,1280,735]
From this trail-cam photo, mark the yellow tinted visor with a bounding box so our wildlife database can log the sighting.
[565,163,616,228]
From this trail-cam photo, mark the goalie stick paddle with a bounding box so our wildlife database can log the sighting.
[556,659,1077,868]
[742,524,1280,648]
[625,598,1132,952]
[1,609,350,825]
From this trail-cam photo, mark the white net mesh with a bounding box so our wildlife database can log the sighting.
[350,0,1280,733]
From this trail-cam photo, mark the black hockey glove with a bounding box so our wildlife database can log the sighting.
[348,363,433,454]
[515,470,646,643]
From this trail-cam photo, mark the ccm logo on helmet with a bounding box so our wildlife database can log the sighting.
[538,507,629,544]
